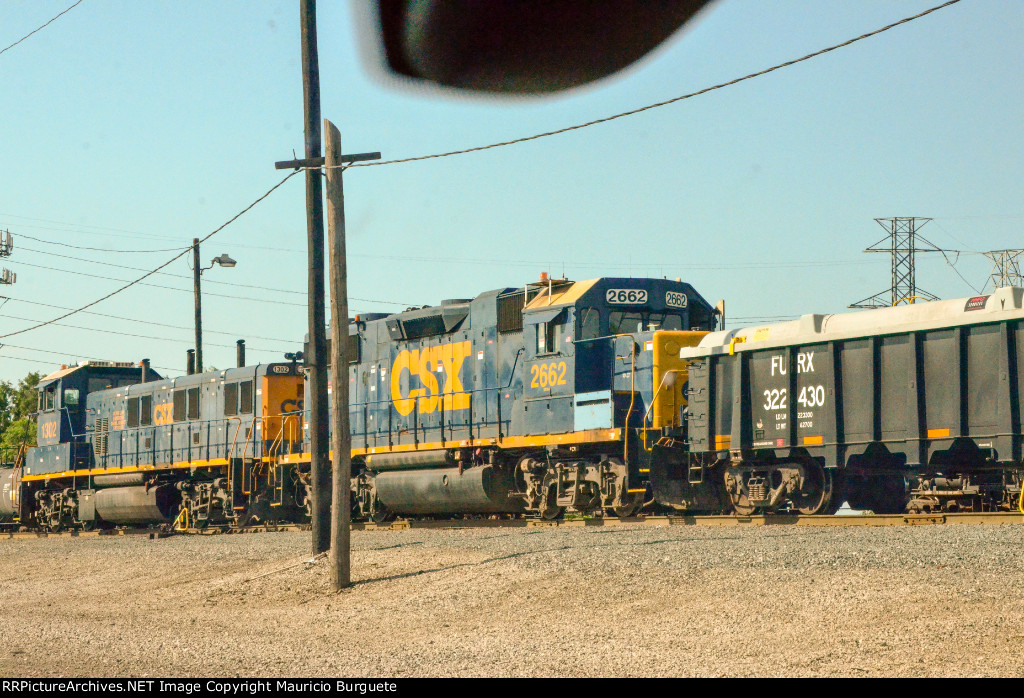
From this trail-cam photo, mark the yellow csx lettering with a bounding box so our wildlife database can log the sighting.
[153,403,174,425]
[40,421,59,440]
[390,341,472,417]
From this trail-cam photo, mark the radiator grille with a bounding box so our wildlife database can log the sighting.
[93,417,109,458]
[497,292,524,333]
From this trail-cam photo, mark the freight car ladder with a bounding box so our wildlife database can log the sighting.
[10,443,26,520]
[688,460,704,485]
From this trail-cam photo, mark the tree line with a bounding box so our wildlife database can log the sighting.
[0,371,40,465]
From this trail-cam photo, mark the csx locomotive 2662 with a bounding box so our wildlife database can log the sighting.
[285,276,716,521]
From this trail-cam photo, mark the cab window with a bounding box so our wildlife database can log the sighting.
[577,307,600,340]
[536,320,564,355]
[608,312,643,334]
[609,311,684,333]
[63,389,80,410]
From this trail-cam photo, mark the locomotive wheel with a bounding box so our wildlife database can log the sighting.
[794,462,836,516]
[612,502,640,518]
[79,519,96,532]
[612,492,644,518]
[539,484,564,520]
[728,493,757,517]
[370,503,395,524]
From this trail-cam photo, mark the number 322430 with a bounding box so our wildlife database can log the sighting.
[530,362,567,388]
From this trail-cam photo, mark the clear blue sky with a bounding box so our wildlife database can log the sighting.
[0,0,1021,383]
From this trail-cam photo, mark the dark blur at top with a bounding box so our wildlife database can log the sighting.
[364,0,715,95]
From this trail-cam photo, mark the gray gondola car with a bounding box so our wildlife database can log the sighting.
[656,287,1024,515]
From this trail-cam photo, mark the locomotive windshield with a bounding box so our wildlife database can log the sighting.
[608,311,683,334]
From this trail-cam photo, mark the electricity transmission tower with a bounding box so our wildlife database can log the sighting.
[850,217,941,308]
[983,249,1024,291]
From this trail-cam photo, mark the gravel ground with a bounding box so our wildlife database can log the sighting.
[2,522,1024,678]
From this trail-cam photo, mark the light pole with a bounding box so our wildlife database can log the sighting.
[192,236,236,374]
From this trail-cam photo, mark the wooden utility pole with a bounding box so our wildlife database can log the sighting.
[300,0,331,555]
[325,120,352,589]
[192,237,203,374]
[277,2,380,568]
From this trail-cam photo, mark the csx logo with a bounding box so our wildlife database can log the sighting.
[390,340,471,417]
[154,404,173,425]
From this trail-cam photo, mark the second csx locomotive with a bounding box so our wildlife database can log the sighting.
[6,276,720,528]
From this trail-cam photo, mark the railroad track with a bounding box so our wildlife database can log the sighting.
[4,511,1024,539]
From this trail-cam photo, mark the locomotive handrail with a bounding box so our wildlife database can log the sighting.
[263,413,300,506]
[641,368,686,450]
[616,337,638,469]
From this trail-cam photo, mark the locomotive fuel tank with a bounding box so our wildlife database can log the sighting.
[373,465,524,515]
[0,469,18,521]
[94,485,181,524]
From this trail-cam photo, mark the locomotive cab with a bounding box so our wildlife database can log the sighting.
[28,361,159,475]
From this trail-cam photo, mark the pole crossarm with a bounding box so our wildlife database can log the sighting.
[275,152,381,170]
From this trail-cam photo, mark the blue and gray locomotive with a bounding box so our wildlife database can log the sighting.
[283,275,717,521]
[9,358,307,530]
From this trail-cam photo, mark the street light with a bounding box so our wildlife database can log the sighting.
[192,238,236,374]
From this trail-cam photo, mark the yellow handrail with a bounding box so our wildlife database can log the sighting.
[172,506,190,532]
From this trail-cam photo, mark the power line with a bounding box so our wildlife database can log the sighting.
[0,170,300,339]
[18,244,310,297]
[939,249,982,295]
[0,0,84,57]
[0,310,286,352]
[9,256,411,309]
[15,232,186,253]
[9,258,310,307]
[0,295,295,344]
[331,0,964,170]
[0,343,176,373]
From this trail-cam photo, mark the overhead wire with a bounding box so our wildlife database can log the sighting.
[14,232,186,253]
[0,0,967,348]
[0,296,295,344]
[8,258,309,307]
[0,310,286,352]
[0,342,176,373]
[0,170,300,339]
[0,0,84,57]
